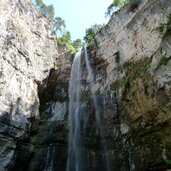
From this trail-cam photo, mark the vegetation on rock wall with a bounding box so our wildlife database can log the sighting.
[110,57,152,93]
[54,17,66,33]
[155,56,171,72]
[122,57,152,95]
[84,24,103,47]
[34,0,55,21]
[57,32,83,53]
[156,14,171,39]
[105,0,140,17]
[34,0,114,52]
[105,0,129,17]
[33,0,83,53]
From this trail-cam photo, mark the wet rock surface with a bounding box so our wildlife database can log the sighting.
[1,0,171,170]
[0,0,58,170]
[87,0,171,170]
[28,52,73,171]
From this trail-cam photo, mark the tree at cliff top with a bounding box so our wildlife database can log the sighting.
[33,0,83,53]
[105,0,129,17]
[34,0,55,21]
[84,24,103,46]
[54,17,66,33]
[57,31,75,53]
[54,17,83,52]
[72,39,83,51]
[57,31,83,53]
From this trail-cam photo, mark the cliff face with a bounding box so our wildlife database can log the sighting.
[0,0,171,170]
[89,0,171,170]
[28,51,73,171]
[0,0,58,170]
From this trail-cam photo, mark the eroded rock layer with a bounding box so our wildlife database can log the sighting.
[88,0,171,170]
[0,0,171,170]
[0,0,58,170]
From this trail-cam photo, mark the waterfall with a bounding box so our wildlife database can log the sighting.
[67,51,83,171]
[67,48,110,171]
[84,48,111,171]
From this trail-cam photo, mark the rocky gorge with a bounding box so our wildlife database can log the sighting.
[0,0,171,170]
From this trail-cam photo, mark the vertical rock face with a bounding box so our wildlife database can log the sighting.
[1,0,171,170]
[86,0,171,170]
[29,51,73,171]
[0,0,58,170]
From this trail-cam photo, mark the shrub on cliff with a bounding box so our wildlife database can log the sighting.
[72,39,83,50]
[156,14,171,39]
[54,17,66,33]
[84,24,102,45]
[34,0,55,21]
[105,0,129,17]
[33,0,83,53]
[57,32,83,53]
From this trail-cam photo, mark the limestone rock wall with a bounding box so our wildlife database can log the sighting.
[0,0,58,169]
[1,0,171,170]
[86,0,171,170]
[95,0,171,86]
[28,52,73,171]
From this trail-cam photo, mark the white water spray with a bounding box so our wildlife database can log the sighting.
[67,48,110,171]
[67,51,82,171]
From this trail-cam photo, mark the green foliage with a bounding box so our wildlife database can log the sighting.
[72,39,84,50]
[114,0,129,8]
[105,3,116,17]
[165,160,171,165]
[156,13,171,39]
[105,0,129,17]
[54,17,66,33]
[57,31,71,44]
[34,0,54,21]
[156,23,167,36]
[57,31,73,53]
[110,57,152,92]
[53,63,58,70]
[84,24,102,45]
[155,56,171,72]
[57,32,82,53]
[165,13,171,37]
[123,58,152,93]
[33,0,83,53]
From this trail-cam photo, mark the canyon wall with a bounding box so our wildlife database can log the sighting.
[90,0,171,170]
[0,0,59,170]
[0,0,171,170]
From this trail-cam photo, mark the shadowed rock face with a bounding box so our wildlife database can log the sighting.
[0,0,58,170]
[28,52,73,171]
[1,0,171,170]
[86,0,171,170]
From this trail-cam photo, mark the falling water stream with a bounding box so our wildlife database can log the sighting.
[84,48,110,171]
[67,48,110,171]
[67,51,82,171]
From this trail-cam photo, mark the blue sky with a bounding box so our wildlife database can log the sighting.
[43,0,113,40]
